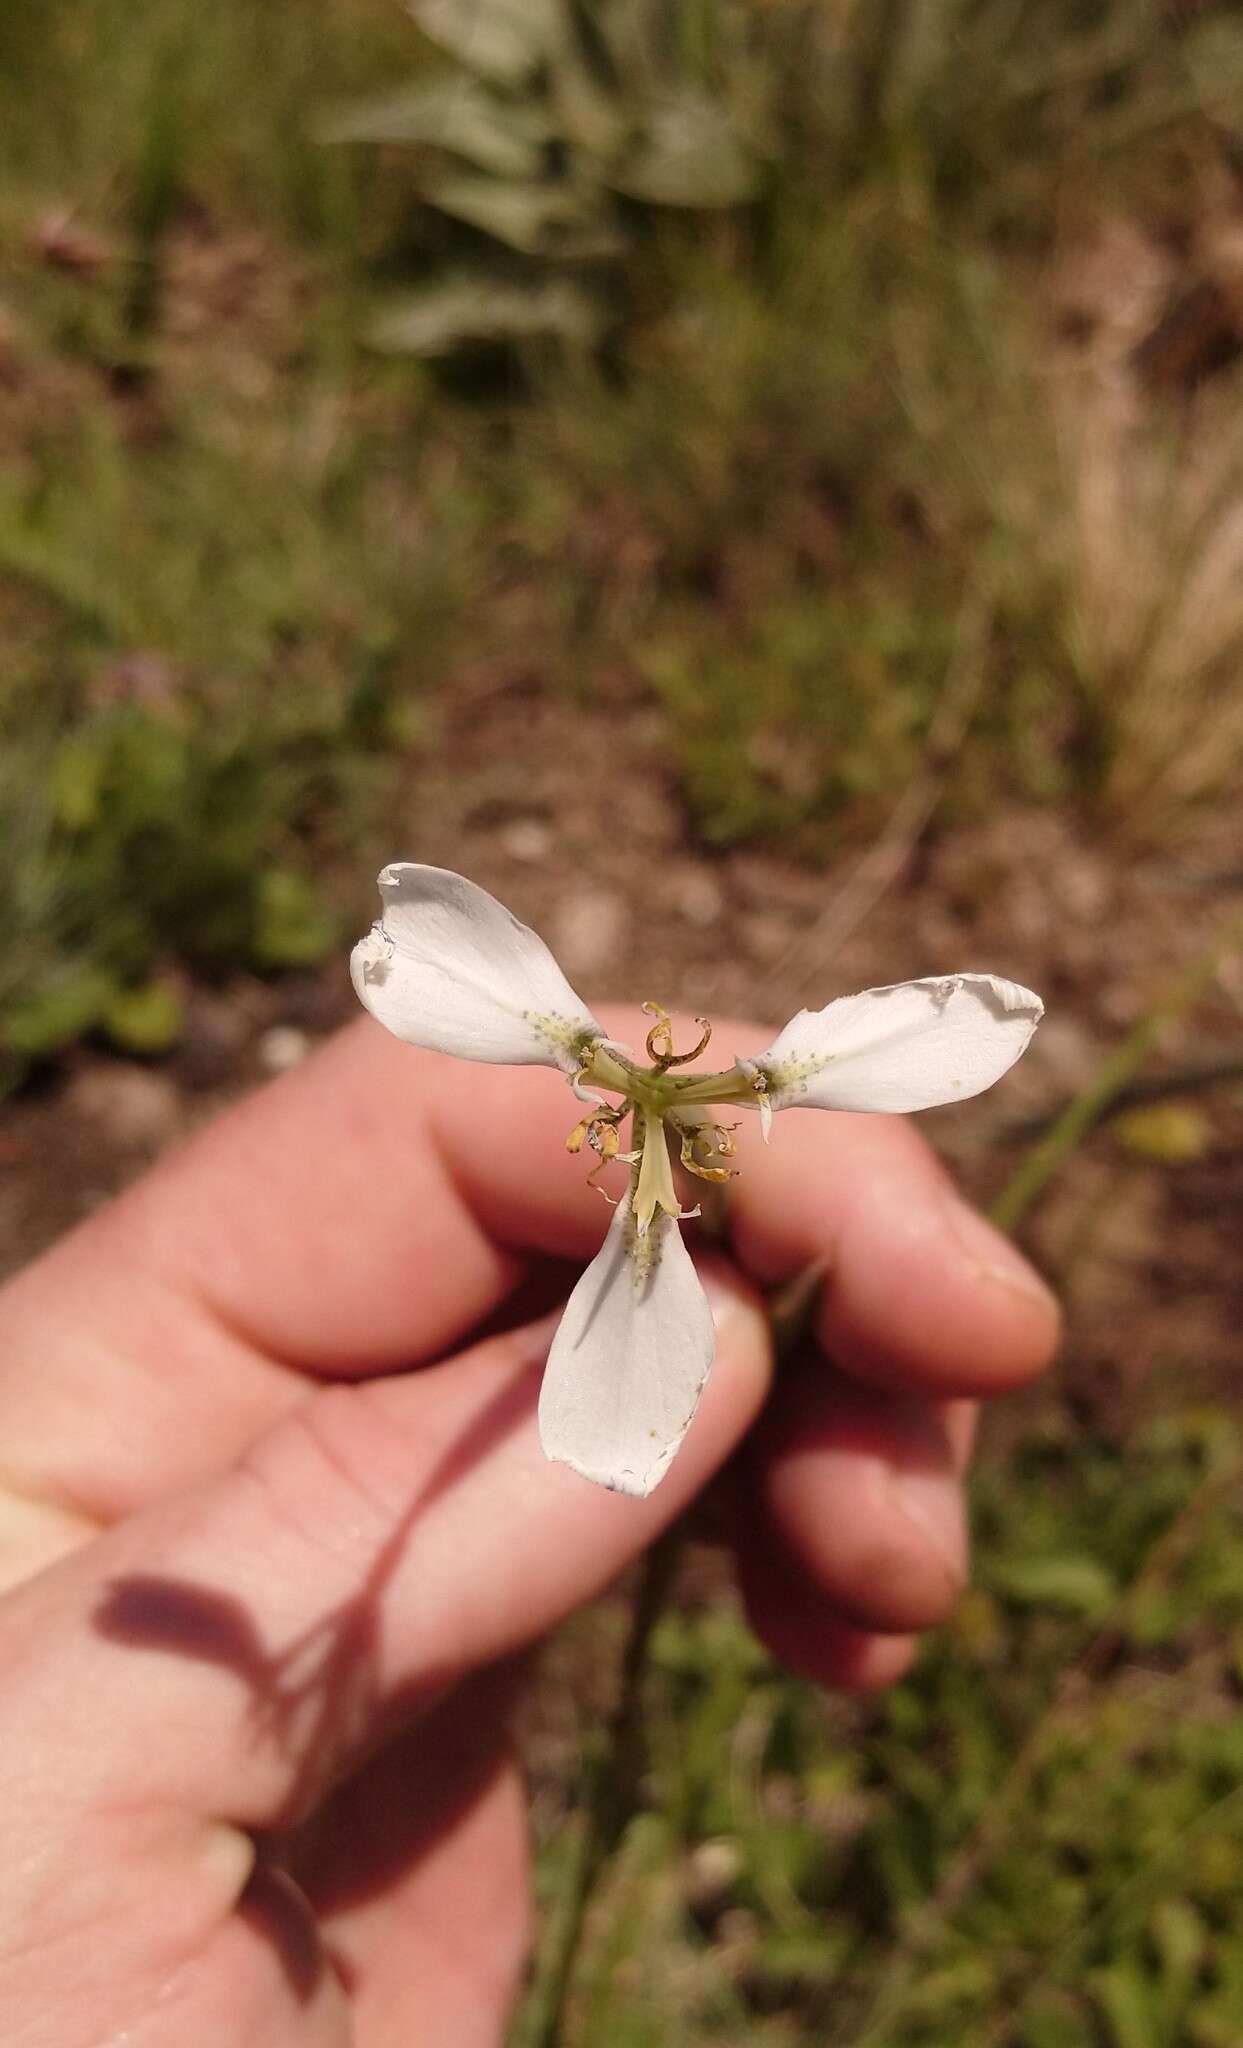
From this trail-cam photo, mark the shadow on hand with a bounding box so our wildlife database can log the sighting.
[91,1348,545,1999]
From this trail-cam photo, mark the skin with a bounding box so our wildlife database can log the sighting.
[0,1011,1059,2047]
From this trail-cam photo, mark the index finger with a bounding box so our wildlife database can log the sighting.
[0,1010,1056,1525]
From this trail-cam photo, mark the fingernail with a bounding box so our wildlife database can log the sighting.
[888,1468,969,1589]
[937,1188,1059,1320]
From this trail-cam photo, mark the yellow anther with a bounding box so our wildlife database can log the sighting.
[678,1126,737,1185]
[641,1001,714,1069]
[568,1109,624,1158]
[674,1018,714,1066]
[568,1107,629,1204]
[700,1121,738,1159]
[642,1001,675,1065]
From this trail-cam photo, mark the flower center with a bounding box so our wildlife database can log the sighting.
[565,1005,749,1225]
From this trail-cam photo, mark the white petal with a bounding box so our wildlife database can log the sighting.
[751,974,1043,1114]
[351,864,601,1071]
[539,1197,716,1498]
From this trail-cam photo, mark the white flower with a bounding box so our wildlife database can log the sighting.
[352,864,1044,1498]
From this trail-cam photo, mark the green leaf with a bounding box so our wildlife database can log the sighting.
[1151,1898,1205,2012]
[611,100,761,208]
[549,57,629,163]
[368,277,603,355]
[1091,1961,1158,2048]
[1,966,118,1056]
[987,1553,1117,1615]
[102,979,184,1054]
[50,736,106,831]
[1110,1102,1211,1164]
[751,1923,840,1995]
[422,173,623,258]
[406,0,561,83]
[252,868,339,969]
[318,79,549,179]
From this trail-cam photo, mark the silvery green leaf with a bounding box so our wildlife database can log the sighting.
[406,0,561,83]
[367,277,603,354]
[611,100,761,208]
[318,79,549,180]
[591,0,658,85]
[424,174,624,258]
[989,1554,1116,1616]
[547,45,630,162]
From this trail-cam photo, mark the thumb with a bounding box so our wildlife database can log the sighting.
[3,1263,770,1837]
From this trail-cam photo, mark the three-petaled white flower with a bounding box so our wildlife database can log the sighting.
[352,865,1043,1499]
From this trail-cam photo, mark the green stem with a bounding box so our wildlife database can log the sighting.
[990,930,1237,1234]
[517,1522,685,2048]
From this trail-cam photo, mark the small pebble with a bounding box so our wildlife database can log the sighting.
[498,819,553,864]
[257,1025,311,1074]
[685,1836,745,1909]
[675,870,724,928]
[548,887,631,979]
[66,1065,180,1149]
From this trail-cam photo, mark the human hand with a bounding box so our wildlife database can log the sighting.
[0,1013,1058,2046]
